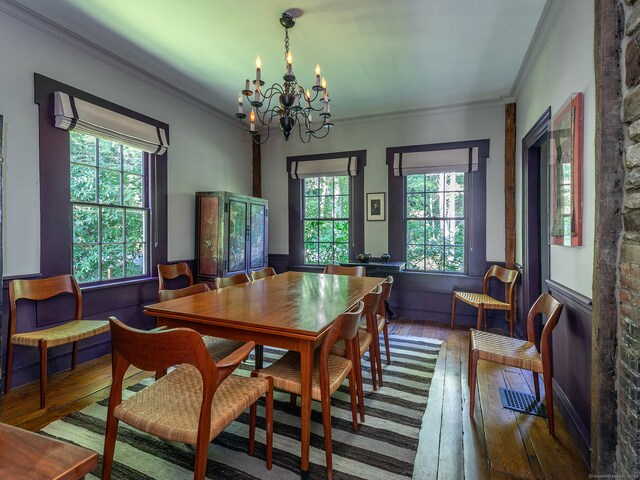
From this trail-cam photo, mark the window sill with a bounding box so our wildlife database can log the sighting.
[80,276,158,293]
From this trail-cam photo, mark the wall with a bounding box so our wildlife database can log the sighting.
[0,6,252,275]
[262,101,506,261]
[0,6,252,388]
[513,0,595,462]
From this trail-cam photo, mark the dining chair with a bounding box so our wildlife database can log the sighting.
[5,275,110,409]
[102,318,274,480]
[255,302,364,480]
[323,265,366,277]
[158,284,244,362]
[251,267,276,281]
[374,276,394,366]
[157,262,194,290]
[216,272,251,289]
[451,264,519,336]
[468,293,563,435]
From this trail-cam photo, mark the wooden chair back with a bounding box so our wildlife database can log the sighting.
[157,262,193,290]
[323,265,366,277]
[158,283,210,302]
[320,302,365,362]
[482,265,519,302]
[9,275,82,334]
[377,276,394,317]
[526,293,564,359]
[216,273,251,289]
[251,267,277,281]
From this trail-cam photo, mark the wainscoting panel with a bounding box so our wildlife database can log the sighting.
[547,279,592,464]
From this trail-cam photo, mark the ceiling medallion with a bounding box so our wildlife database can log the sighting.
[235,11,333,144]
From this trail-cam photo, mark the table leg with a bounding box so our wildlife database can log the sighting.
[299,341,313,479]
[254,345,264,370]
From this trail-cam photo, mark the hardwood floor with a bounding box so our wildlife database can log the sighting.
[0,319,591,479]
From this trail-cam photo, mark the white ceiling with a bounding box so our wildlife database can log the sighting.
[11,0,548,120]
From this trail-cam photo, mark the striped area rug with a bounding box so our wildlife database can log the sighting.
[40,335,440,480]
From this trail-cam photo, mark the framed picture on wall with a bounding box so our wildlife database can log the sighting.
[367,192,385,221]
[550,92,584,246]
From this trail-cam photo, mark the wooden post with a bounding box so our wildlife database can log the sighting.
[504,103,516,269]
[592,0,624,474]
[252,135,262,198]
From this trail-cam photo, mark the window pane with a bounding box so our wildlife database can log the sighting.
[334,221,349,243]
[319,195,334,218]
[126,242,146,277]
[98,139,121,169]
[305,196,319,218]
[446,173,464,191]
[126,209,146,243]
[123,145,143,174]
[318,243,334,264]
[73,245,100,283]
[425,193,442,218]
[445,220,465,246]
[123,173,143,207]
[304,220,319,243]
[407,175,424,193]
[445,246,464,272]
[335,243,349,263]
[318,176,333,196]
[425,246,444,271]
[304,177,319,196]
[407,245,425,270]
[70,133,96,166]
[425,174,443,192]
[101,207,124,243]
[304,243,319,264]
[101,243,124,280]
[99,169,121,204]
[426,220,443,244]
[73,205,99,243]
[319,221,333,242]
[407,194,425,218]
[335,195,349,218]
[407,220,425,245]
[335,176,349,195]
[71,164,96,202]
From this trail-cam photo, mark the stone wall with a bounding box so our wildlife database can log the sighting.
[619,0,640,477]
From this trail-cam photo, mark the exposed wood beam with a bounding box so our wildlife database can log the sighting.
[504,103,516,269]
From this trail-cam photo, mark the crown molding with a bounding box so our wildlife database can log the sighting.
[510,0,565,101]
[0,0,240,128]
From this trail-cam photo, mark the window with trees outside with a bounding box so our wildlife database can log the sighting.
[70,132,148,284]
[303,176,350,264]
[406,172,465,272]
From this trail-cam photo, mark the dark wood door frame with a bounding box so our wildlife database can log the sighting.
[521,108,551,322]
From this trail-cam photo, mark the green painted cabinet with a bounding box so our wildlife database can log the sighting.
[195,192,268,283]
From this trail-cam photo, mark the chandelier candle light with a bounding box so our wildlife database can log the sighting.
[235,12,333,144]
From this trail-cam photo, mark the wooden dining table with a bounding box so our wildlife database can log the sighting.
[143,270,383,478]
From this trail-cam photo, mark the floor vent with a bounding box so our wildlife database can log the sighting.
[499,387,547,417]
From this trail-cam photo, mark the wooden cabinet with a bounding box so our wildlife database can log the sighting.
[195,192,268,283]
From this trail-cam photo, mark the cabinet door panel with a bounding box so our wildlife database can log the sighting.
[198,195,220,277]
[228,199,247,273]
[250,203,266,269]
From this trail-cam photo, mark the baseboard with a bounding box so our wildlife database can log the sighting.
[553,379,591,464]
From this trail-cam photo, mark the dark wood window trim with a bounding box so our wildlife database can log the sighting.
[386,139,489,279]
[287,150,366,268]
[34,73,168,284]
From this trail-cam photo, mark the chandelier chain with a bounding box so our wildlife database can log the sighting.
[284,28,290,63]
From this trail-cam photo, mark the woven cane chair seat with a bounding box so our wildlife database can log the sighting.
[11,320,110,348]
[256,350,352,401]
[470,329,543,373]
[202,336,245,362]
[332,330,372,357]
[115,364,269,444]
[454,292,510,310]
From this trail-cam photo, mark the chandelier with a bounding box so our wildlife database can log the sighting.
[235,12,333,144]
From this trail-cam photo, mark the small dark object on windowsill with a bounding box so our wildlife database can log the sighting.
[357,253,372,263]
[380,253,391,263]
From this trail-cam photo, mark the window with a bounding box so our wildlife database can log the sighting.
[287,151,366,268]
[387,140,488,277]
[302,176,350,264]
[406,172,465,272]
[70,132,148,283]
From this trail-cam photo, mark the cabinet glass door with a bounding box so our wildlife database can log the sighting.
[228,200,247,273]
[250,203,266,269]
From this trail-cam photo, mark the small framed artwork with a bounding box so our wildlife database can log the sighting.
[367,192,385,221]
[550,92,583,246]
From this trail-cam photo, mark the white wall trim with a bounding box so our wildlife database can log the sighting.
[0,0,239,128]
[510,0,566,101]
